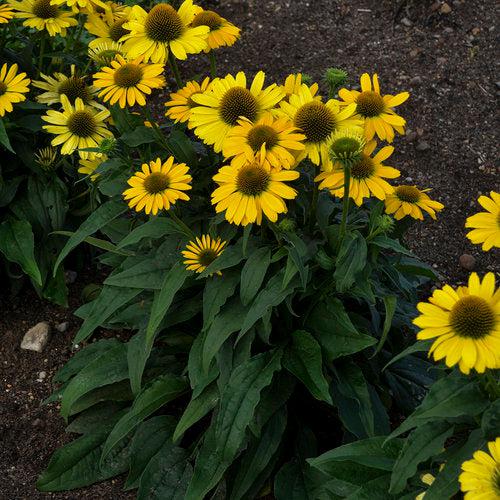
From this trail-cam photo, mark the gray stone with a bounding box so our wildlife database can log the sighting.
[416,141,431,151]
[459,254,476,271]
[20,322,51,353]
[55,322,69,333]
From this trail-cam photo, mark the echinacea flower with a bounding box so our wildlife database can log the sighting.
[385,185,444,220]
[0,3,15,23]
[465,191,500,251]
[49,0,107,14]
[85,6,130,47]
[123,157,192,215]
[414,272,500,375]
[78,154,107,180]
[191,8,240,51]
[0,63,30,117]
[182,235,226,274]
[88,41,125,67]
[281,73,319,101]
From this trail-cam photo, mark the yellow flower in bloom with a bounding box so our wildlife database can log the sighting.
[459,438,500,499]
[211,149,299,226]
[121,1,209,63]
[466,191,500,252]
[49,0,107,14]
[189,71,284,153]
[385,185,444,220]
[414,272,500,375]
[278,84,361,167]
[85,6,130,47]
[190,7,240,51]
[88,41,125,67]
[182,235,227,274]
[123,157,192,215]
[9,0,77,36]
[78,154,107,180]
[0,3,15,22]
[0,63,30,117]
[223,113,305,171]
[315,140,400,206]
[93,55,164,108]
[338,73,409,143]
[281,73,319,101]
[165,77,213,125]
[33,66,99,106]
[42,95,112,159]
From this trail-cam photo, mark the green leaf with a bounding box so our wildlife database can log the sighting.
[74,286,141,344]
[105,258,171,290]
[0,219,42,285]
[125,415,177,489]
[117,217,182,249]
[52,231,134,256]
[274,459,311,500]
[369,235,414,256]
[60,343,129,420]
[240,247,271,306]
[0,118,14,152]
[173,382,219,443]
[388,372,490,439]
[121,126,157,146]
[186,350,282,499]
[198,240,245,278]
[167,128,198,166]
[203,269,240,330]
[334,231,367,292]
[54,200,127,275]
[66,402,126,435]
[308,298,376,361]
[371,296,397,357]
[101,374,187,463]
[481,399,500,439]
[382,340,432,372]
[284,330,332,404]
[389,421,454,494]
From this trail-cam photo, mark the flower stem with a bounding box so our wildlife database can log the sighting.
[169,210,195,239]
[168,54,183,89]
[338,161,351,244]
[482,370,500,401]
[309,183,319,233]
[208,51,217,78]
[38,35,46,74]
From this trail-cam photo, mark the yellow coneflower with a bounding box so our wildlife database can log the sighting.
[78,154,107,180]
[278,84,361,167]
[9,0,77,36]
[85,6,130,47]
[121,1,209,63]
[0,3,15,23]
[32,66,98,107]
[465,191,500,252]
[211,149,299,226]
[93,54,164,108]
[316,139,400,206]
[338,73,409,143]
[189,71,284,153]
[123,157,192,215]
[0,63,30,117]
[88,41,125,67]
[182,235,227,275]
[459,438,500,499]
[42,95,112,159]
[414,272,500,375]
[222,113,305,171]
[165,77,213,125]
[281,73,319,101]
[385,185,444,220]
[191,7,240,51]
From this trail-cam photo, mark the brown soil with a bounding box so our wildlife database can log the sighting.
[1,0,498,498]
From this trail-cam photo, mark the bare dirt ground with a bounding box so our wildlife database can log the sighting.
[1,0,498,498]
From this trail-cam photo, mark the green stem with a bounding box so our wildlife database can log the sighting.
[168,54,183,89]
[169,210,195,239]
[208,51,217,78]
[338,161,351,245]
[309,183,318,233]
[482,370,500,400]
[38,35,46,74]
[141,107,174,156]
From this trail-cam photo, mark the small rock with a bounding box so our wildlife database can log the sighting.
[401,17,412,27]
[471,27,481,36]
[38,371,47,380]
[406,131,418,142]
[430,1,441,11]
[437,57,447,66]
[31,418,45,428]
[20,322,51,353]
[410,76,422,85]
[55,322,69,333]
[405,177,414,183]
[459,254,476,270]
[495,82,500,89]
[440,2,452,14]
[65,270,77,284]
[416,141,430,151]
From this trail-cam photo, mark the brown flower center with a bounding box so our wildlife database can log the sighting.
[450,295,496,339]
[67,111,97,138]
[236,163,270,196]
[247,124,279,151]
[219,87,258,126]
[395,185,421,204]
[350,155,375,179]
[114,63,143,88]
[198,249,218,267]
[144,4,183,43]
[143,172,170,194]
[294,101,336,143]
[356,91,385,117]
[0,81,7,96]
[32,0,58,19]
[109,19,129,42]
[191,10,222,31]
[58,76,92,104]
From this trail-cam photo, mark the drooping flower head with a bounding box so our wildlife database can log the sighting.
[465,191,500,252]
[88,41,125,67]
[0,63,31,117]
[9,0,77,36]
[182,235,227,275]
[189,71,284,153]
[385,185,444,220]
[42,95,112,159]
[123,157,192,215]
[338,73,409,143]
[315,139,400,206]
[93,54,164,108]
[211,148,299,226]
[223,113,305,171]
[78,154,107,180]
[414,272,500,374]
[0,3,15,22]
[190,7,240,51]
[121,0,209,63]
[281,73,319,101]
[165,77,213,125]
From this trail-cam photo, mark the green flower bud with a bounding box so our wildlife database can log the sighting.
[328,129,366,167]
[278,218,296,233]
[324,67,348,96]
[34,146,58,171]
